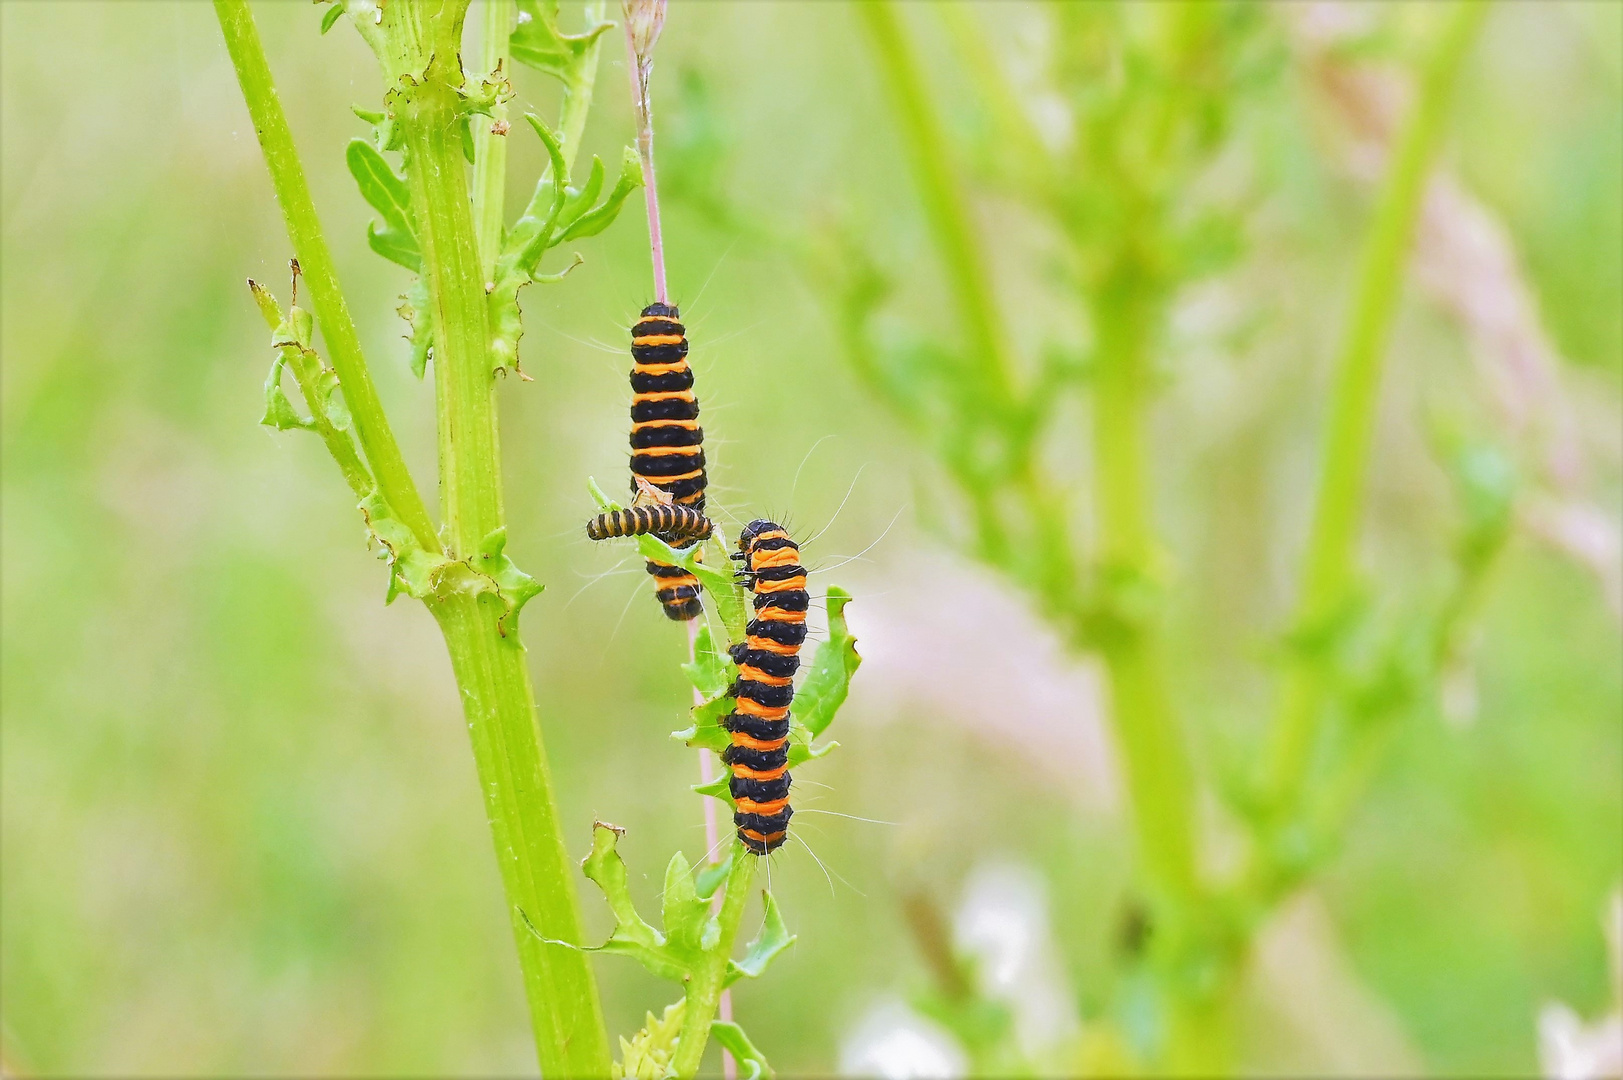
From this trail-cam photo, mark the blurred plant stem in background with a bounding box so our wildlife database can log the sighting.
[215,1,612,1073]
[856,0,1490,1071]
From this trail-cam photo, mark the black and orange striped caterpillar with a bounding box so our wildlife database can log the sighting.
[723,520,809,855]
[585,504,712,543]
[629,302,707,621]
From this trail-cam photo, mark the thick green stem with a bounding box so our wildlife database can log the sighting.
[215,0,437,551]
[860,1,1016,412]
[472,0,514,281]
[387,22,611,1076]
[433,595,609,1077]
[670,848,755,1079]
[1088,277,1198,920]
[1262,0,1488,811]
[224,2,612,1072]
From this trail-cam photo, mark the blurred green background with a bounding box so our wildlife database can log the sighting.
[2,2,1619,1076]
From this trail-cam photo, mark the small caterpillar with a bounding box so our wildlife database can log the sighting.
[630,302,707,621]
[723,520,808,855]
[585,504,713,543]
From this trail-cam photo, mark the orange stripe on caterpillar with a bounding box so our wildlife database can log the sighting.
[632,333,686,347]
[732,700,791,722]
[753,607,808,624]
[737,665,793,686]
[753,575,808,594]
[631,390,696,404]
[731,763,789,782]
[734,796,790,816]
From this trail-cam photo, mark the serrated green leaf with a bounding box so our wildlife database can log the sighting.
[312,368,350,431]
[513,114,571,274]
[319,3,343,33]
[786,734,838,769]
[469,526,544,640]
[694,851,733,900]
[359,489,448,604]
[287,305,314,351]
[709,1022,773,1080]
[677,692,734,755]
[555,154,605,234]
[345,139,419,271]
[260,352,312,431]
[560,146,643,241]
[661,851,714,953]
[397,276,433,379]
[682,624,731,699]
[793,587,861,738]
[248,278,281,329]
[366,221,421,272]
[582,824,664,951]
[487,256,526,375]
[725,891,794,986]
[510,0,613,81]
[693,771,733,805]
[350,104,399,152]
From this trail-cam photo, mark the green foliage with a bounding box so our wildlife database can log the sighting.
[510,0,613,82]
[614,1000,686,1080]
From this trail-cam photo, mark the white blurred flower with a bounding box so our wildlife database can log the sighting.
[839,999,967,1080]
[1539,891,1623,1080]
[954,864,1081,1060]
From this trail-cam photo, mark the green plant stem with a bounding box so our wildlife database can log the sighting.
[670,847,755,1079]
[1088,274,1198,922]
[215,0,437,551]
[388,27,612,1077]
[864,0,1195,931]
[559,0,607,173]
[1261,0,1488,813]
[432,595,609,1077]
[860,1,1015,412]
[473,0,514,281]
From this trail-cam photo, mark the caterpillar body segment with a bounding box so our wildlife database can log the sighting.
[630,302,708,620]
[585,504,713,543]
[723,520,808,855]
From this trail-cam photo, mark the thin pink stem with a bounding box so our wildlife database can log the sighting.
[687,618,736,1080]
[623,14,668,305]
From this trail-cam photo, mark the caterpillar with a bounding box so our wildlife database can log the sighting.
[630,302,707,621]
[585,504,713,543]
[723,520,808,855]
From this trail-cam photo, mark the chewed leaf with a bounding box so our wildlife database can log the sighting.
[260,351,312,431]
[661,851,713,954]
[359,490,447,604]
[555,154,606,236]
[693,771,732,806]
[793,587,860,738]
[786,734,838,769]
[725,890,795,986]
[345,140,419,272]
[709,1022,774,1080]
[682,624,732,699]
[398,277,433,379]
[695,850,734,900]
[582,824,664,952]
